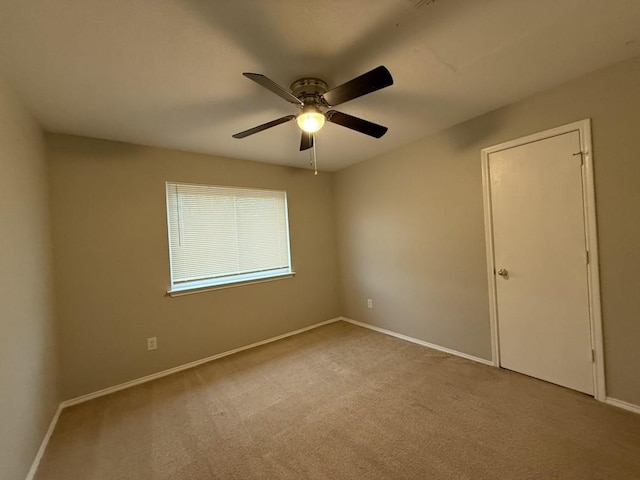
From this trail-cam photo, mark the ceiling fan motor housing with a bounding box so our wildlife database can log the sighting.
[290,78,328,107]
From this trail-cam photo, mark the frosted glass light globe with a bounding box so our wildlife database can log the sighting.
[297,110,325,133]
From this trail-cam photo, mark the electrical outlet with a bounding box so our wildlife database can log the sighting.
[367,298,373,309]
[147,337,157,351]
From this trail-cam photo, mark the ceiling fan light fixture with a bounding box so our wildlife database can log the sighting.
[297,108,325,133]
[234,67,393,155]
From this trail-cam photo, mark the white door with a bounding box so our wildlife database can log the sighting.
[488,130,594,395]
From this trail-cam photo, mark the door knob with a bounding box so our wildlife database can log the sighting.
[497,268,508,277]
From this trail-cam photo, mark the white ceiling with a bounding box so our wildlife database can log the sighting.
[1,0,639,171]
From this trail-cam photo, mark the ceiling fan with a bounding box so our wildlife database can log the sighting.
[232,66,393,151]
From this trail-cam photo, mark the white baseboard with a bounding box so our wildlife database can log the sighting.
[605,397,640,415]
[341,317,494,366]
[61,317,342,408]
[25,403,63,480]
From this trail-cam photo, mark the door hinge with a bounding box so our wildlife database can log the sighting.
[585,250,590,264]
[591,349,595,363]
[572,151,585,165]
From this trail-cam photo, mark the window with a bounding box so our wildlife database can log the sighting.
[166,182,293,294]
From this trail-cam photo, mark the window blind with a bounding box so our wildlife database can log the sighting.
[166,182,292,292]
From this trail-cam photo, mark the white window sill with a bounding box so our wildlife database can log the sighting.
[166,271,295,297]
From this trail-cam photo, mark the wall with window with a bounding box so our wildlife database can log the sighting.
[0,78,60,479]
[334,55,640,406]
[47,133,341,399]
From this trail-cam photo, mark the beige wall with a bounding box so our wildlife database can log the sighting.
[47,134,341,399]
[335,55,640,405]
[0,79,60,479]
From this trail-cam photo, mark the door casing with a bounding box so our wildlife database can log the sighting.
[480,119,605,401]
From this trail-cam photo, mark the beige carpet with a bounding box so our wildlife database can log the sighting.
[36,321,640,479]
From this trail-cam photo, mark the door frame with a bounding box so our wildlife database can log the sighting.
[480,119,606,401]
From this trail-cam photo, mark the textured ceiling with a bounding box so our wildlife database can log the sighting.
[1,0,639,171]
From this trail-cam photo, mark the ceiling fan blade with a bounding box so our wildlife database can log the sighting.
[243,73,303,106]
[300,131,314,151]
[326,110,388,138]
[321,66,393,107]
[232,115,296,139]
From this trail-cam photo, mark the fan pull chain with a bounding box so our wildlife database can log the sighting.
[311,133,318,175]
